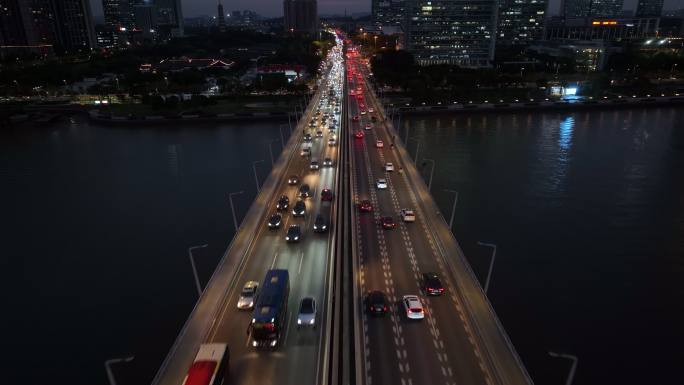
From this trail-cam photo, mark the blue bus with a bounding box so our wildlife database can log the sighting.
[250,269,290,349]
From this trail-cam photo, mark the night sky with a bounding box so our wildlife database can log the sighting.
[89,0,684,19]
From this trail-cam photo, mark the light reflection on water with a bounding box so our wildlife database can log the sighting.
[404,108,684,385]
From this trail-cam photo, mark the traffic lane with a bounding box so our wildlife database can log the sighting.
[357,134,447,385]
[363,88,493,385]
[351,139,404,385]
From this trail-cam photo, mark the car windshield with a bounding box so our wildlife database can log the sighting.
[300,299,314,313]
[241,287,255,296]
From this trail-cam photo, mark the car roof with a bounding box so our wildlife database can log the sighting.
[244,281,259,289]
[404,295,420,303]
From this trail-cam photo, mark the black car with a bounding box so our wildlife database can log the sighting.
[286,225,302,242]
[288,175,300,185]
[276,195,289,211]
[423,272,445,295]
[304,133,312,142]
[323,158,333,167]
[268,213,282,229]
[299,183,311,198]
[366,290,389,316]
[313,214,328,233]
[292,200,306,217]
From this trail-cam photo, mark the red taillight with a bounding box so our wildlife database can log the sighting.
[383,306,387,311]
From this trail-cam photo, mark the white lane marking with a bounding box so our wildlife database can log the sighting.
[298,251,304,275]
[271,252,278,270]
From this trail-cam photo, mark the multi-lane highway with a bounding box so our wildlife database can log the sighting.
[152,35,345,385]
[345,46,533,385]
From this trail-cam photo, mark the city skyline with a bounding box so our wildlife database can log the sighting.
[87,0,684,19]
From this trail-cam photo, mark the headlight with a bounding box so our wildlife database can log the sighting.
[252,341,258,347]
[286,236,290,240]
[310,319,315,325]
[297,319,302,325]
[322,225,327,230]
[270,340,277,346]
[249,301,253,307]
[294,236,299,240]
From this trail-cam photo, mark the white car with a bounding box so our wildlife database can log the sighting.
[297,297,317,328]
[376,140,384,148]
[237,281,259,309]
[376,178,388,189]
[402,295,424,320]
[385,162,394,171]
[400,209,416,222]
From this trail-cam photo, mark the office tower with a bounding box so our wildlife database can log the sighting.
[218,0,226,31]
[635,0,664,17]
[51,0,97,52]
[562,0,624,18]
[497,0,547,46]
[156,0,184,36]
[283,0,318,35]
[0,0,27,46]
[372,0,406,27]
[133,3,156,37]
[405,0,497,67]
[103,0,133,30]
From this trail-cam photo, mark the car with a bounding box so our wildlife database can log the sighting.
[310,160,320,170]
[288,175,300,185]
[352,115,360,121]
[359,200,373,212]
[292,199,306,217]
[321,188,334,201]
[400,209,416,222]
[365,123,373,130]
[402,295,424,320]
[376,140,384,148]
[376,178,388,189]
[313,214,328,233]
[237,281,259,309]
[385,162,394,172]
[276,195,290,211]
[301,147,311,157]
[366,290,389,316]
[297,297,317,328]
[304,133,312,142]
[360,110,367,115]
[368,107,375,113]
[299,183,311,198]
[286,224,302,242]
[355,131,364,139]
[309,120,316,128]
[328,137,337,146]
[316,130,323,138]
[423,272,445,296]
[328,124,336,131]
[323,157,333,167]
[268,213,282,229]
[380,216,396,230]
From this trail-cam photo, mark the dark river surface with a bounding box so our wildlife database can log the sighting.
[1,108,683,385]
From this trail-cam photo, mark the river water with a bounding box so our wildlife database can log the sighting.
[1,108,682,385]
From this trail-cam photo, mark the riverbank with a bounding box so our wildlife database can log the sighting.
[87,110,291,125]
[387,94,684,116]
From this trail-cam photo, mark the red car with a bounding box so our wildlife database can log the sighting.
[359,200,373,212]
[321,188,334,201]
[355,131,364,139]
[380,216,396,229]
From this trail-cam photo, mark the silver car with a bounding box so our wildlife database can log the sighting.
[237,281,259,310]
[297,297,317,328]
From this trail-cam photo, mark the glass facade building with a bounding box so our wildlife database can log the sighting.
[497,0,547,45]
[405,0,497,67]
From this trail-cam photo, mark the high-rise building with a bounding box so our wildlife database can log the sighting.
[0,0,28,46]
[103,0,134,30]
[133,3,157,37]
[635,0,664,17]
[283,0,318,35]
[218,0,226,31]
[156,0,184,36]
[405,0,497,67]
[51,0,97,52]
[497,0,547,46]
[562,0,624,18]
[372,0,406,28]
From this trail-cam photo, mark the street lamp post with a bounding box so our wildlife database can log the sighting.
[188,244,208,297]
[548,351,578,385]
[671,63,678,78]
[104,356,134,385]
[268,139,279,166]
[423,158,435,191]
[476,242,497,294]
[407,136,421,166]
[252,160,265,192]
[228,191,244,233]
[279,124,287,145]
[444,189,459,230]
